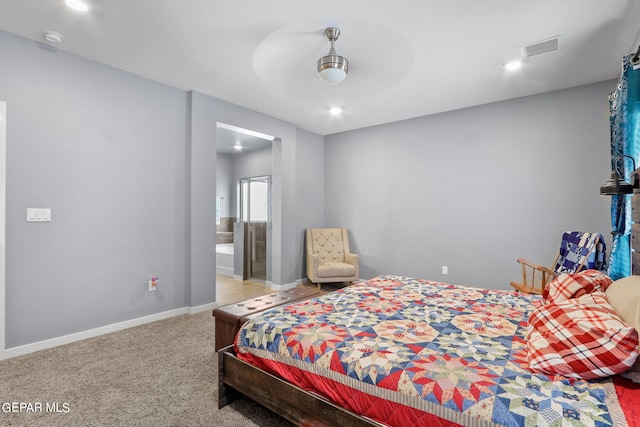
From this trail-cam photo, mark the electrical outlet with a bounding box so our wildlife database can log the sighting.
[442,266,448,275]
[148,277,158,291]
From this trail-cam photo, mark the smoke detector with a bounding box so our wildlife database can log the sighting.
[43,31,64,43]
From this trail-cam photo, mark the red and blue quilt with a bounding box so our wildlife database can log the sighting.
[235,275,638,426]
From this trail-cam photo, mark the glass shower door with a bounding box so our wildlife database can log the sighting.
[240,176,270,281]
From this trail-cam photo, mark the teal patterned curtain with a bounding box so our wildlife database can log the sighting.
[608,52,640,280]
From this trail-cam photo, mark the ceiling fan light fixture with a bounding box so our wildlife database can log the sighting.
[317,27,349,85]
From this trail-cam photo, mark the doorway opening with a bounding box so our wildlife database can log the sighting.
[215,122,274,305]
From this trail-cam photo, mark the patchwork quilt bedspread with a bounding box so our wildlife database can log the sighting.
[235,275,637,426]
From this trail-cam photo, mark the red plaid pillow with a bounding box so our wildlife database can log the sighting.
[543,270,612,303]
[527,293,639,380]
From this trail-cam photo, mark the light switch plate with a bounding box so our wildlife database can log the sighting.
[27,208,52,222]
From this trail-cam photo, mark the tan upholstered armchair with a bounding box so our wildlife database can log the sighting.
[306,228,359,289]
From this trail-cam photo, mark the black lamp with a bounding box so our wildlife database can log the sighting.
[600,154,637,195]
[632,44,640,65]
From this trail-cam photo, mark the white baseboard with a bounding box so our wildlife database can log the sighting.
[216,266,233,277]
[270,281,298,291]
[188,302,217,313]
[3,304,214,360]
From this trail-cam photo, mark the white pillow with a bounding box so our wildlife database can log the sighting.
[606,275,640,372]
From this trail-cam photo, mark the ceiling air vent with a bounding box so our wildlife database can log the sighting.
[521,36,561,58]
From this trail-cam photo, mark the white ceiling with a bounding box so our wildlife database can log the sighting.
[0,0,639,137]
[216,125,272,155]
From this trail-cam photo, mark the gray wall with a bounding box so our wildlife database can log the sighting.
[216,146,273,225]
[230,145,273,214]
[0,31,188,347]
[324,81,615,290]
[188,92,317,290]
[216,144,273,221]
[228,145,273,282]
[216,153,233,218]
[295,129,325,279]
[0,29,326,349]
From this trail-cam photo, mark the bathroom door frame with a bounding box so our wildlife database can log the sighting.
[239,175,271,282]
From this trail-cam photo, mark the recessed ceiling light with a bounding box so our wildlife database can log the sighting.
[329,107,342,116]
[233,144,242,151]
[504,60,523,72]
[65,0,89,12]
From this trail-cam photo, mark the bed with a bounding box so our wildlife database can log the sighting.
[219,274,640,426]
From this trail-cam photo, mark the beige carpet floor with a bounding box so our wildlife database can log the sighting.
[0,312,294,427]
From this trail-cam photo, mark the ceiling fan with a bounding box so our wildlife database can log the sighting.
[317,27,349,85]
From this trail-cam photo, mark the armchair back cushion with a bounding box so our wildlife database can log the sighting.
[309,228,347,263]
[306,228,359,285]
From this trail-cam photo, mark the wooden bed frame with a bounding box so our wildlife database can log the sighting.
[218,345,386,427]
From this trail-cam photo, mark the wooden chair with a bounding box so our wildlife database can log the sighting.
[510,231,606,295]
